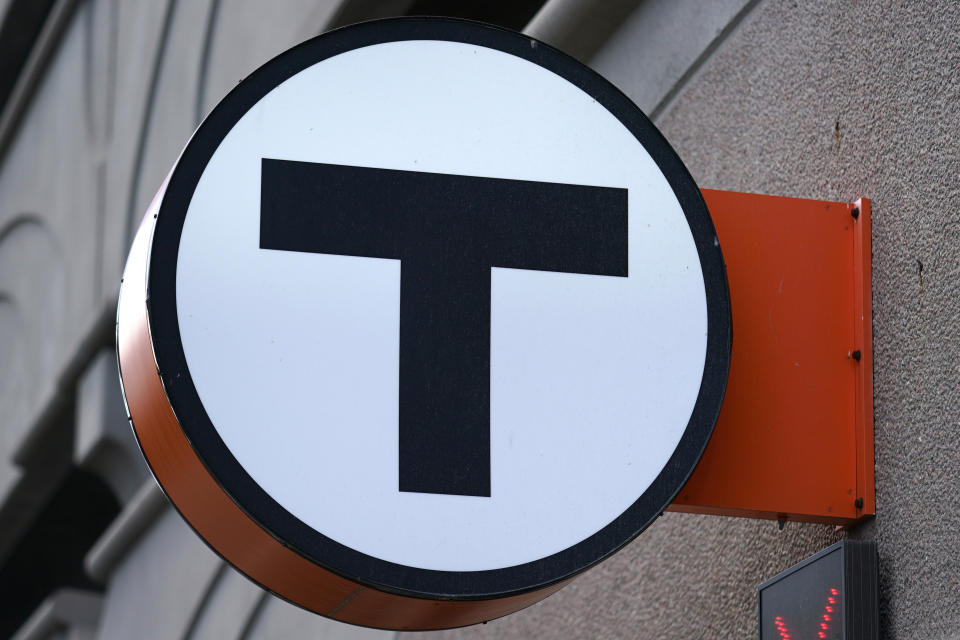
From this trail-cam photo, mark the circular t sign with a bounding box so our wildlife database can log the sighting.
[118,18,730,631]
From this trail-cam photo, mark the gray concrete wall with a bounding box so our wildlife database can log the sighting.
[1,0,958,638]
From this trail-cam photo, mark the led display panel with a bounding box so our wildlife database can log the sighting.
[758,540,878,640]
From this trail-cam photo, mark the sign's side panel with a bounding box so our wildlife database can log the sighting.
[669,189,871,524]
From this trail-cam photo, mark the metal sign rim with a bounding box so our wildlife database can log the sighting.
[142,16,731,601]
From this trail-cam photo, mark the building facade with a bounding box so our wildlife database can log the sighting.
[0,1,958,638]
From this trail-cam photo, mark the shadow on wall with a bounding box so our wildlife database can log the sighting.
[0,468,119,639]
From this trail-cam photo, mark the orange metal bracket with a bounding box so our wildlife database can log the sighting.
[668,190,874,526]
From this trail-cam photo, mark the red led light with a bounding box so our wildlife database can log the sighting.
[772,614,791,639]
[771,585,839,639]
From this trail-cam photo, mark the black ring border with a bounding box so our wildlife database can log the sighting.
[146,17,732,601]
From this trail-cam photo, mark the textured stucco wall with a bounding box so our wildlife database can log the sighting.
[409,1,960,639]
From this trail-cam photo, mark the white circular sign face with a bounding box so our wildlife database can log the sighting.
[146,19,730,599]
